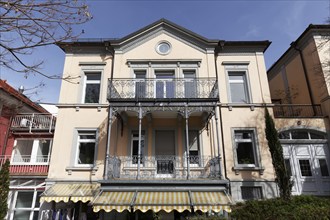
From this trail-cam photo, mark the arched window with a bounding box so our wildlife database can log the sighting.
[279,130,326,140]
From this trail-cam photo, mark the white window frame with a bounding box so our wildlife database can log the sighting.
[11,139,52,165]
[154,69,176,98]
[133,69,147,99]
[75,130,97,167]
[241,186,263,200]
[226,67,251,103]
[130,131,145,166]
[185,130,201,167]
[232,128,260,168]
[183,69,197,99]
[81,71,102,104]
[9,190,41,220]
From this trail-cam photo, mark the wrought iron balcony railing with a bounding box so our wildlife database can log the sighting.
[107,155,221,180]
[11,113,56,133]
[108,78,218,101]
[0,155,50,176]
[272,104,323,118]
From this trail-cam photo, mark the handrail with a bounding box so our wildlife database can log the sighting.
[11,113,56,131]
[108,78,218,100]
[272,104,323,118]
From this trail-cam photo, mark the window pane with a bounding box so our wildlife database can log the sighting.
[36,140,50,162]
[32,211,39,220]
[184,71,196,98]
[319,159,329,176]
[229,74,244,81]
[85,83,100,103]
[237,142,255,164]
[13,210,31,220]
[132,136,144,164]
[291,131,309,139]
[310,132,325,139]
[279,132,290,139]
[229,72,249,103]
[35,192,42,208]
[241,187,263,200]
[230,83,247,103]
[16,192,34,208]
[86,73,101,80]
[79,134,96,139]
[299,160,312,176]
[78,143,95,164]
[284,159,292,176]
[13,140,34,163]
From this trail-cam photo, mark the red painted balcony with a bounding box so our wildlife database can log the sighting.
[0,155,49,176]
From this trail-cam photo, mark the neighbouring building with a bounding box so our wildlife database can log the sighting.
[39,19,278,220]
[0,80,56,220]
[268,24,330,196]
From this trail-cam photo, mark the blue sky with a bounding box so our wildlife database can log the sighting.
[1,0,329,103]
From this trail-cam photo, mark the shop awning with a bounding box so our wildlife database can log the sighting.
[134,191,191,213]
[40,183,99,203]
[93,191,135,213]
[92,190,231,213]
[191,191,232,213]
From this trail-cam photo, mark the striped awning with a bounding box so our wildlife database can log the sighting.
[93,191,135,213]
[92,190,231,213]
[134,191,191,213]
[191,191,232,213]
[40,183,99,203]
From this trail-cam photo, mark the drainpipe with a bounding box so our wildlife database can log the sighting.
[103,106,113,180]
[291,42,317,115]
[103,41,115,180]
[215,41,231,188]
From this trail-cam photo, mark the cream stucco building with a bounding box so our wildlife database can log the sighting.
[268,24,330,196]
[40,19,279,220]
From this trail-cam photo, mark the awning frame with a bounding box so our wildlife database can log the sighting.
[92,190,232,213]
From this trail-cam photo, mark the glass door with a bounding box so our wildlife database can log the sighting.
[155,71,175,98]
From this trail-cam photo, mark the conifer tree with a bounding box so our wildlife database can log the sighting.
[265,108,292,200]
[0,160,10,219]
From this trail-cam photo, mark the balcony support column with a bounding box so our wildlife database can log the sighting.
[137,105,143,180]
[185,105,190,180]
[104,106,113,180]
[214,107,223,179]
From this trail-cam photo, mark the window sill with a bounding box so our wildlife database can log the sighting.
[66,166,98,175]
[232,166,264,175]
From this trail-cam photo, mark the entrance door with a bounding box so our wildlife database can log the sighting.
[155,130,175,174]
[284,144,330,195]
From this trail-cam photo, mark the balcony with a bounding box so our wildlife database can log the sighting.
[11,113,56,133]
[108,78,218,102]
[0,155,49,176]
[272,104,323,118]
[107,155,221,180]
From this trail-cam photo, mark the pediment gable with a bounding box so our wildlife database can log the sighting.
[111,19,218,53]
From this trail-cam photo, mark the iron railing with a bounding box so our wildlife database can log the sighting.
[0,155,49,175]
[272,104,323,118]
[11,155,50,164]
[108,78,218,100]
[11,113,56,132]
[107,155,220,179]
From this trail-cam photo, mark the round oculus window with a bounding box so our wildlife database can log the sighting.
[156,42,171,55]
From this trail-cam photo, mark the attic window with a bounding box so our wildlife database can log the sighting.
[156,41,171,55]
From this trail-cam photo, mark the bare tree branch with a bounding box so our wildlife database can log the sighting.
[0,0,92,82]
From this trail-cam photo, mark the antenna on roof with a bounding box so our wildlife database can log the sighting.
[18,85,24,93]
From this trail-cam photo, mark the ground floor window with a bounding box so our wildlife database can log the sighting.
[10,190,41,220]
[241,186,263,200]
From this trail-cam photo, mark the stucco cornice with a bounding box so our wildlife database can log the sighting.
[267,24,330,76]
